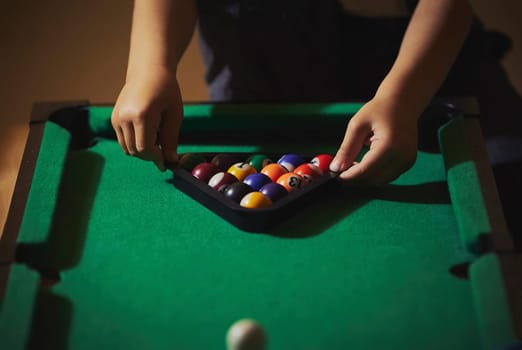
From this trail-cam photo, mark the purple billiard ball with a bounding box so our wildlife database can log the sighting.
[192,162,219,183]
[277,153,305,172]
[243,173,272,191]
[259,182,288,202]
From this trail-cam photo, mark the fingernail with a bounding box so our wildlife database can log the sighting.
[329,158,341,172]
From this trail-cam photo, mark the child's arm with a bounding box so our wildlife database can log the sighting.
[112,0,197,171]
[330,0,473,184]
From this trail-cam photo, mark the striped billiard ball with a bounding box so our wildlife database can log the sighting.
[228,162,256,181]
[277,153,305,172]
[310,154,334,173]
[208,172,238,192]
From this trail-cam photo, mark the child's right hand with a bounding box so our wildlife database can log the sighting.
[111,65,183,172]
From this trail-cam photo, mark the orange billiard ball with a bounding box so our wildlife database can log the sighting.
[260,163,288,182]
[276,172,305,192]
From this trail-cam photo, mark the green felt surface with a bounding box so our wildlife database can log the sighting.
[1,104,517,350]
[0,265,40,350]
[439,118,491,254]
[470,254,517,349]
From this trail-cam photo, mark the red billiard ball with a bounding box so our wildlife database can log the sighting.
[310,154,334,173]
[228,162,256,181]
[240,192,272,208]
[260,163,288,182]
[277,153,305,172]
[208,171,238,192]
[276,172,305,192]
[243,173,271,191]
[192,162,219,183]
[259,182,288,202]
[294,163,323,184]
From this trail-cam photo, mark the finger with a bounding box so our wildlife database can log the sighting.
[111,110,129,155]
[338,141,393,183]
[159,104,183,164]
[114,126,129,155]
[330,120,371,173]
[121,122,137,156]
[134,120,166,172]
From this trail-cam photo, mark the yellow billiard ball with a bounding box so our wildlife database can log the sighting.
[227,162,256,181]
[239,192,272,208]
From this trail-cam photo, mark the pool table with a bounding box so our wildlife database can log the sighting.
[0,100,521,350]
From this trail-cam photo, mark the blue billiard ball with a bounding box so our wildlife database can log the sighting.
[243,173,272,191]
[277,153,305,172]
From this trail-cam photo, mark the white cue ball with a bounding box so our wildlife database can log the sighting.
[226,319,267,350]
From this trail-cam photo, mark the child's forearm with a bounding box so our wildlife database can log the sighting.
[126,0,197,80]
[375,0,473,116]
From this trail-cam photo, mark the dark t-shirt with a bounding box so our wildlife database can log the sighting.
[195,0,492,102]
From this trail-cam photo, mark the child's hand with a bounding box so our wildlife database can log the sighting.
[111,65,183,171]
[330,96,418,185]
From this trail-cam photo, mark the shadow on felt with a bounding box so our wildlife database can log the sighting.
[267,180,451,239]
[16,150,104,275]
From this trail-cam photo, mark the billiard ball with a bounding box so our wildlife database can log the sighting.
[247,154,273,172]
[228,162,256,181]
[211,154,241,172]
[208,172,238,192]
[276,172,305,192]
[226,319,267,350]
[310,154,334,173]
[260,163,288,182]
[240,192,272,208]
[259,182,288,202]
[224,182,253,203]
[243,173,272,191]
[178,153,206,171]
[192,162,219,183]
[294,163,323,183]
[277,153,305,172]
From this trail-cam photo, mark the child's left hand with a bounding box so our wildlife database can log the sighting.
[329,96,419,185]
